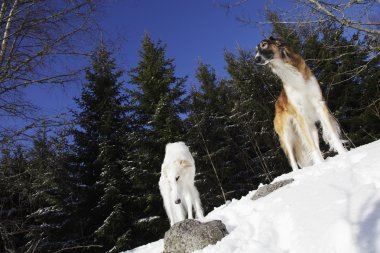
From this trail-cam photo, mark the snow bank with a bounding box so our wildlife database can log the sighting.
[124,140,380,253]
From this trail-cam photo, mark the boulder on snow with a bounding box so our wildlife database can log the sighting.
[252,178,294,201]
[164,219,228,253]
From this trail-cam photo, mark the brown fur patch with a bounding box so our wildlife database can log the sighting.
[282,47,312,80]
[274,90,294,164]
[274,89,316,165]
[274,89,289,115]
[274,90,296,135]
[177,159,192,168]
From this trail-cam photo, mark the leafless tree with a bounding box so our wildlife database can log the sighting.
[298,0,380,36]
[0,0,98,147]
[219,0,379,49]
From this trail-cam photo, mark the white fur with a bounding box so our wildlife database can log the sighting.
[159,142,204,226]
[270,60,347,171]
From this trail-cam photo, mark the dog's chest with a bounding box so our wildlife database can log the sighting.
[284,80,321,122]
[271,62,323,121]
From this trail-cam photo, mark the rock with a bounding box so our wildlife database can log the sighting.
[252,178,294,201]
[164,219,228,253]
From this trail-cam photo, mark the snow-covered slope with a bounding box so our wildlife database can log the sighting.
[125,140,380,253]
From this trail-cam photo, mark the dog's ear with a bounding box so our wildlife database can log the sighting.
[269,36,285,47]
[276,38,285,48]
[177,159,192,168]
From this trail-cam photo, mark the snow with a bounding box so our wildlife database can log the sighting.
[137,216,160,223]
[123,140,380,253]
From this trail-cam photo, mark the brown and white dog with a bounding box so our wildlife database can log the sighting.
[254,37,346,171]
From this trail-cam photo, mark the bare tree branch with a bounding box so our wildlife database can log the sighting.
[0,0,19,64]
[307,0,380,35]
[0,0,99,145]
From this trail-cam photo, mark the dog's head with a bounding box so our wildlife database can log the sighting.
[255,36,312,80]
[254,36,286,65]
[167,159,193,205]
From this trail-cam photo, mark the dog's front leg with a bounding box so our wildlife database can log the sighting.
[183,186,194,219]
[165,197,175,226]
[172,202,185,223]
[294,112,324,164]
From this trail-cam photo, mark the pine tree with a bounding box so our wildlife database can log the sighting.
[128,33,187,146]
[320,29,380,146]
[0,146,31,252]
[72,42,133,252]
[355,35,380,144]
[25,129,77,252]
[186,60,234,211]
[126,33,187,244]
[0,130,83,253]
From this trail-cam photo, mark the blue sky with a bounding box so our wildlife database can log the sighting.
[24,0,289,119]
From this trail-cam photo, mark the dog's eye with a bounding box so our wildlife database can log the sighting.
[175,176,180,181]
[261,42,268,48]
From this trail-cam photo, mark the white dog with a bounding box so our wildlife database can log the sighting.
[159,142,204,226]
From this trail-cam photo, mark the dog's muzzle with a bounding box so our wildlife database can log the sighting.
[254,55,267,65]
[254,49,273,65]
[175,198,181,204]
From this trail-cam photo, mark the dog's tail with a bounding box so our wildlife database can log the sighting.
[321,114,344,152]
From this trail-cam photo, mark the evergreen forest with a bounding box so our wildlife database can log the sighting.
[0,1,379,252]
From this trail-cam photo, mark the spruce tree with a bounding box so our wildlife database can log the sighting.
[128,33,187,146]
[25,129,77,252]
[0,146,31,252]
[0,131,80,252]
[186,61,235,211]
[126,33,187,243]
[72,42,133,252]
